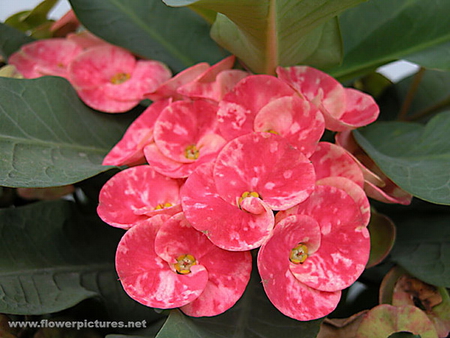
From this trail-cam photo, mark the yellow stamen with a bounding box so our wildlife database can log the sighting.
[265,129,279,135]
[154,202,173,210]
[184,144,200,160]
[174,254,197,274]
[238,191,260,208]
[290,243,308,264]
[110,72,131,84]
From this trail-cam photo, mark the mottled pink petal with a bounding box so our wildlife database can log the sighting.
[325,88,379,131]
[74,88,140,113]
[310,142,364,187]
[214,132,315,210]
[316,177,371,227]
[364,180,414,205]
[66,31,110,50]
[69,45,136,90]
[145,62,210,101]
[217,75,297,140]
[289,185,370,292]
[181,162,275,251]
[103,99,171,166]
[7,52,42,78]
[276,66,346,124]
[254,96,324,157]
[9,39,83,79]
[68,45,171,112]
[153,100,222,163]
[144,143,193,178]
[258,215,341,321]
[115,215,208,309]
[97,165,182,229]
[102,60,171,101]
[178,68,249,101]
[155,213,252,317]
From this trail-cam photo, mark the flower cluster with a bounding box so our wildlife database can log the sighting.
[7,24,411,320]
[94,51,407,321]
[8,31,172,113]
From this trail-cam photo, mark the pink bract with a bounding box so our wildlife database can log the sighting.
[97,165,182,229]
[181,162,275,251]
[8,39,83,79]
[276,66,379,131]
[336,130,413,205]
[68,45,171,113]
[102,99,171,167]
[257,214,342,321]
[144,99,226,178]
[177,56,249,101]
[115,214,209,309]
[213,132,316,210]
[277,185,370,292]
[253,96,325,157]
[145,62,210,101]
[217,75,297,141]
[154,213,252,316]
[309,141,365,187]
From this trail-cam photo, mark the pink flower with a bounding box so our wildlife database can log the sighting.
[8,39,83,79]
[144,99,226,178]
[115,213,252,316]
[309,141,371,225]
[259,184,370,321]
[277,66,379,132]
[181,132,315,251]
[217,75,298,141]
[146,56,248,102]
[97,165,182,229]
[218,74,325,157]
[68,45,172,113]
[336,130,413,205]
[102,99,171,167]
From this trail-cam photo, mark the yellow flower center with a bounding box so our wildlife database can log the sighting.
[154,202,173,210]
[238,191,260,207]
[265,129,279,135]
[174,254,197,274]
[290,243,309,264]
[184,144,200,160]
[110,72,131,84]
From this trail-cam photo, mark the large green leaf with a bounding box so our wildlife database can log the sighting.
[69,0,227,72]
[377,69,450,122]
[389,210,450,288]
[0,76,140,188]
[353,111,450,205]
[0,22,35,60]
[0,200,162,322]
[156,268,322,338]
[163,0,366,74]
[330,0,450,79]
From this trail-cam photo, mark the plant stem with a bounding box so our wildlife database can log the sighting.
[405,95,450,121]
[397,67,426,121]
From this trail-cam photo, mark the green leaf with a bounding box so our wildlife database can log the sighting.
[389,211,450,288]
[0,201,105,313]
[0,76,140,188]
[4,0,58,32]
[68,0,227,72]
[163,0,365,74]
[380,69,450,122]
[353,111,450,205]
[330,0,450,79]
[0,200,164,322]
[388,332,421,338]
[156,269,322,338]
[0,22,35,60]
